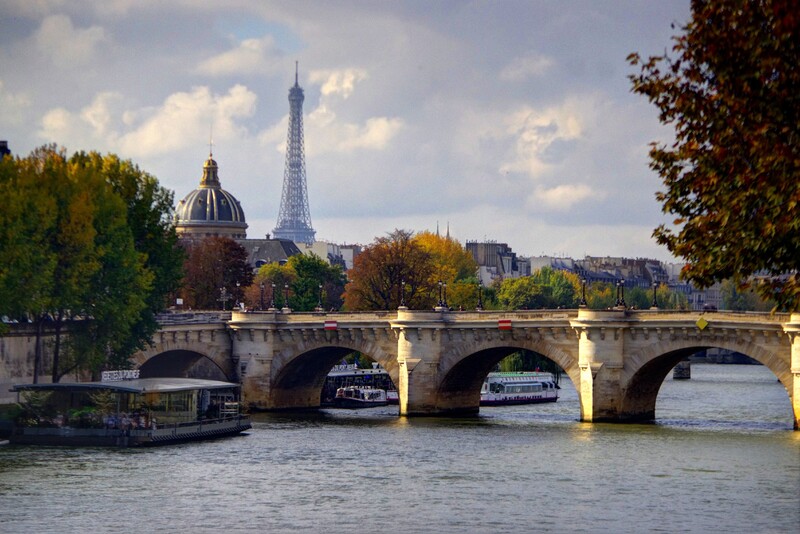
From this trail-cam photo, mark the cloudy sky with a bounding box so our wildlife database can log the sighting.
[1,0,690,261]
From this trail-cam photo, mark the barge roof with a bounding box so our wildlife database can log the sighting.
[11,378,240,394]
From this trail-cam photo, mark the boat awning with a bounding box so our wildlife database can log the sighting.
[11,378,241,394]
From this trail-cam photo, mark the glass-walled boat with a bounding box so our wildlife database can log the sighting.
[9,377,251,447]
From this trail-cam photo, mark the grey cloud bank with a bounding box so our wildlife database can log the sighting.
[0,0,690,261]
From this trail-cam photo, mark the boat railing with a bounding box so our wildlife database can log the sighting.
[150,413,248,432]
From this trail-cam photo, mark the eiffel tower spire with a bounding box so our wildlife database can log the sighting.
[274,61,316,245]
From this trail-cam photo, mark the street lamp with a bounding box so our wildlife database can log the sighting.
[476,280,483,311]
[218,287,230,311]
[283,283,290,310]
[260,282,265,311]
[619,279,626,308]
[652,281,659,309]
[437,280,443,307]
[270,283,276,310]
[400,279,406,308]
[443,282,448,309]
[580,278,587,307]
[317,283,323,311]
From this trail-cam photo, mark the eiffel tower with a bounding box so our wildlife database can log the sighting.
[273,62,316,245]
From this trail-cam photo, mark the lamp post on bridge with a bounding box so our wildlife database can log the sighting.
[651,281,659,309]
[618,279,626,308]
[400,279,406,309]
[218,287,231,311]
[437,280,443,308]
[443,282,448,309]
[283,283,291,312]
[260,282,265,311]
[316,284,323,311]
[270,283,276,310]
[476,280,483,311]
[580,277,588,307]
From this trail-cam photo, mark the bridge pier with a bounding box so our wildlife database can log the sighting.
[395,310,453,416]
[787,314,800,430]
[573,309,630,422]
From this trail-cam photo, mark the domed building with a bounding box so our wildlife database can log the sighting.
[174,153,248,240]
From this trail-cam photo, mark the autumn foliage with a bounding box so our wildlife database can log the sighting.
[629,0,799,311]
[344,230,480,310]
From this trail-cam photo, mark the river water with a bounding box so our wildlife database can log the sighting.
[1,364,798,533]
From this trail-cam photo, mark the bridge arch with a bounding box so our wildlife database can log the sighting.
[433,337,580,414]
[620,338,793,423]
[268,337,398,410]
[132,337,235,381]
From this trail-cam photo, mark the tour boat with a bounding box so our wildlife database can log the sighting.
[332,386,389,409]
[480,372,559,406]
[322,363,399,405]
[9,376,251,447]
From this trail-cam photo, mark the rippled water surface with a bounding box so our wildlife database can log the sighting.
[1,364,798,533]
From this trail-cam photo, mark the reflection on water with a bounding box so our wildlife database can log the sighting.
[1,364,798,533]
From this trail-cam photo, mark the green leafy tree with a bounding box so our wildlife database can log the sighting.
[247,254,347,311]
[0,146,171,381]
[629,0,800,311]
[286,253,347,311]
[100,153,185,356]
[586,282,616,310]
[253,262,297,309]
[720,279,773,311]
[63,160,153,376]
[496,276,542,310]
[496,267,580,309]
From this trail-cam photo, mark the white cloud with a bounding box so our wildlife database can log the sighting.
[528,184,597,211]
[310,68,368,99]
[500,53,554,81]
[196,36,282,76]
[300,69,402,155]
[38,85,258,158]
[118,85,257,157]
[34,14,107,66]
[334,117,404,152]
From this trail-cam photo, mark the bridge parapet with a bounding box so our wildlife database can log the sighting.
[626,309,791,324]
[155,311,232,325]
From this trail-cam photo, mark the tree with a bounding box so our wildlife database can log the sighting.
[253,262,297,309]
[719,279,773,311]
[247,254,347,311]
[285,253,347,311]
[0,149,59,380]
[495,267,580,309]
[99,153,185,356]
[414,231,478,283]
[413,231,479,309]
[0,146,169,381]
[629,0,800,311]
[344,229,435,310]
[181,237,253,310]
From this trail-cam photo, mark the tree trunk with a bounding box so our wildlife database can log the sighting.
[51,311,63,383]
[33,316,43,384]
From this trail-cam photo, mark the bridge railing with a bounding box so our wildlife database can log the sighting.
[626,309,791,323]
[155,311,232,325]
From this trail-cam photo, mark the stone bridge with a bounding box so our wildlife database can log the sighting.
[130,308,800,429]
